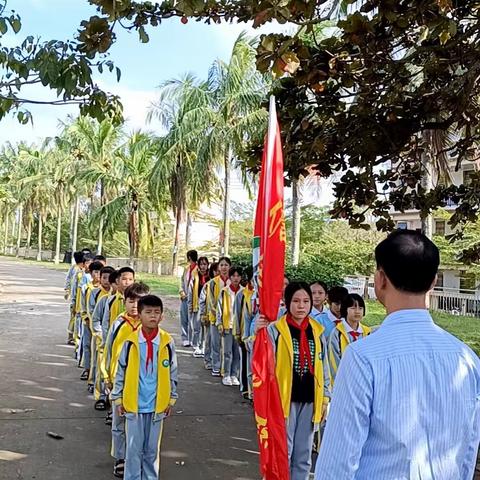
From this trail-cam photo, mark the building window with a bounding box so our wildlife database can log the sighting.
[459,273,476,293]
[435,272,444,288]
[397,221,408,230]
[435,220,446,236]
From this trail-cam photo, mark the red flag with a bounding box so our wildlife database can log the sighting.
[252,96,289,480]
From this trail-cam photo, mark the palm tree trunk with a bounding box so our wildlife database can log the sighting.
[3,212,9,255]
[54,207,62,264]
[36,215,43,261]
[72,197,80,254]
[128,196,140,266]
[68,201,74,251]
[222,150,232,256]
[185,211,192,251]
[16,204,23,257]
[97,215,104,255]
[147,213,155,274]
[26,216,32,257]
[421,135,434,239]
[291,177,302,266]
[10,212,16,253]
[172,208,182,275]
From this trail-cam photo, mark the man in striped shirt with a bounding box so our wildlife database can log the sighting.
[316,229,480,479]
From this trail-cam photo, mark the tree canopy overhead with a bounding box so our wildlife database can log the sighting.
[78,0,480,259]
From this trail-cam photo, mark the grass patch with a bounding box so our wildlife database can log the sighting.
[364,300,480,355]
[136,274,179,297]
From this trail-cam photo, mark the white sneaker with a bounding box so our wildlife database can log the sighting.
[222,376,233,386]
[193,347,204,358]
[231,376,240,386]
[211,370,221,377]
[182,340,191,347]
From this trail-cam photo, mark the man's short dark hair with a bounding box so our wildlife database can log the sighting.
[93,254,107,262]
[118,266,135,277]
[73,251,84,264]
[328,286,349,304]
[83,253,94,263]
[88,261,104,274]
[138,294,164,313]
[81,248,92,254]
[124,282,150,300]
[100,266,115,277]
[187,250,198,262]
[375,230,440,293]
[229,266,243,278]
[108,270,119,284]
[340,293,366,320]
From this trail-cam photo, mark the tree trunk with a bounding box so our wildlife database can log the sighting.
[421,131,434,239]
[185,211,192,251]
[10,212,16,253]
[128,196,140,266]
[97,215,104,255]
[222,151,232,256]
[54,208,62,264]
[147,213,155,274]
[3,212,9,255]
[16,204,23,257]
[72,197,80,254]
[172,208,182,275]
[291,177,302,266]
[36,215,43,261]
[68,201,74,251]
[26,217,32,257]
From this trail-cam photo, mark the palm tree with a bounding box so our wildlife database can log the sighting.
[201,33,268,256]
[148,74,218,274]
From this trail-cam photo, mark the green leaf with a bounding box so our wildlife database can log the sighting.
[9,16,21,34]
[116,67,121,82]
[0,18,7,35]
[138,26,149,43]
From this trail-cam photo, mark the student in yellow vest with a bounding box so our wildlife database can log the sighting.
[105,266,136,328]
[207,257,231,376]
[79,260,104,382]
[111,294,178,480]
[88,266,115,400]
[328,293,371,386]
[266,281,331,480]
[179,250,198,347]
[188,256,210,358]
[199,262,218,370]
[103,282,150,479]
[216,266,244,387]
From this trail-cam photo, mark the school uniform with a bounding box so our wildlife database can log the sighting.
[267,315,330,480]
[70,269,84,356]
[66,264,80,335]
[207,275,230,374]
[103,314,141,462]
[187,270,209,353]
[241,290,257,399]
[315,309,339,339]
[111,328,178,480]
[180,264,197,345]
[198,284,211,368]
[328,319,371,386]
[79,275,94,371]
[235,285,254,396]
[216,284,244,382]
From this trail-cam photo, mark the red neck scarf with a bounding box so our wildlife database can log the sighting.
[220,274,229,284]
[334,319,342,325]
[142,327,158,372]
[229,284,240,294]
[124,315,140,331]
[199,273,209,287]
[350,330,361,341]
[286,314,314,376]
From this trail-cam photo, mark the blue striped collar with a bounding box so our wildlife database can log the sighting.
[382,309,433,327]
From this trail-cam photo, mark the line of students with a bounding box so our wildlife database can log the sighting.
[65,251,177,480]
[178,250,373,480]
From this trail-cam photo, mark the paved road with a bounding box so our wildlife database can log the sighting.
[0,258,259,480]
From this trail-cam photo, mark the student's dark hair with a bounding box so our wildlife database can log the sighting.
[109,270,120,284]
[198,256,209,266]
[209,262,219,278]
[229,266,243,277]
[100,266,115,277]
[375,229,440,293]
[187,250,198,262]
[124,282,150,300]
[93,254,107,262]
[81,248,92,254]
[218,256,232,265]
[340,293,366,319]
[284,282,313,315]
[138,294,164,313]
[310,280,328,292]
[118,266,135,277]
[328,286,349,304]
[88,261,104,274]
[83,253,94,263]
[73,251,84,264]
[244,266,254,281]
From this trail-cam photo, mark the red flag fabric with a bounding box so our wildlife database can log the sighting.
[252,96,289,480]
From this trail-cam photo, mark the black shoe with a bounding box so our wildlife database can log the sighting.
[113,459,124,478]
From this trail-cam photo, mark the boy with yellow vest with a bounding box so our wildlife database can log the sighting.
[179,250,198,347]
[111,294,178,480]
[207,257,231,376]
[103,282,150,478]
[216,266,244,387]
[328,293,371,386]
[188,256,210,358]
[266,282,330,480]
[199,262,218,370]
[104,266,136,329]
[66,250,88,344]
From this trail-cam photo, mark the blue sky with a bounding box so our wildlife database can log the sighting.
[0,0,287,145]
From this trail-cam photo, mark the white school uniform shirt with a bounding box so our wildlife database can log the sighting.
[341,318,363,335]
